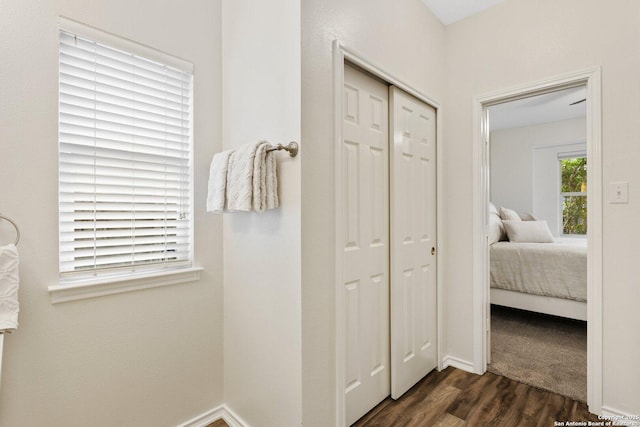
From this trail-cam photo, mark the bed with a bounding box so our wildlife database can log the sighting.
[490,237,587,321]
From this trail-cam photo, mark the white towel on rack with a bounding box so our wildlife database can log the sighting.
[264,151,278,209]
[206,149,234,213]
[226,141,263,212]
[208,141,280,213]
[252,143,279,212]
[265,148,278,210]
[252,143,268,212]
[0,245,19,333]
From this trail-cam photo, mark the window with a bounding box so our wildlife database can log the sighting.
[560,154,587,235]
[58,22,194,279]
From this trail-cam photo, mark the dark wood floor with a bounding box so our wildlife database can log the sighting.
[353,367,600,427]
[206,367,599,427]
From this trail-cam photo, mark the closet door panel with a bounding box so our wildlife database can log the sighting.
[390,86,437,399]
[343,64,390,426]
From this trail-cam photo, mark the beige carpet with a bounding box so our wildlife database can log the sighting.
[488,305,587,402]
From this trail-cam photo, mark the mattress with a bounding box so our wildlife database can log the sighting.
[490,238,587,302]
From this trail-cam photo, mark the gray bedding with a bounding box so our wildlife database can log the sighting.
[490,238,587,302]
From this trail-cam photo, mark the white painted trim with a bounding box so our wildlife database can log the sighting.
[332,40,346,427]
[177,406,224,427]
[333,40,444,427]
[585,67,604,416]
[219,406,250,427]
[338,44,441,110]
[0,334,3,391]
[442,355,476,373]
[472,67,603,413]
[435,75,445,375]
[177,405,250,427]
[49,267,203,303]
[601,407,640,426]
[472,99,490,375]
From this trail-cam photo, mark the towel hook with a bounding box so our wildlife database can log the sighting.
[267,141,299,158]
[0,215,20,246]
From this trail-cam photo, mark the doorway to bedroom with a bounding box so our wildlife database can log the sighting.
[487,85,588,402]
[476,70,603,411]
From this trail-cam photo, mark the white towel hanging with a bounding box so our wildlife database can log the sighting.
[206,149,234,213]
[0,244,19,333]
[226,142,263,212]
[252,143,279,212]
[208,141,281,213]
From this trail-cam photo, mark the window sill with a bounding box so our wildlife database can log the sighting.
[48,267,204,304]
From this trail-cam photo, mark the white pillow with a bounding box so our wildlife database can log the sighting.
[489,202,499,215]
[499,207,521,221]
[502,220,555,243]
[519,212,537,221]
[488,212,506,244]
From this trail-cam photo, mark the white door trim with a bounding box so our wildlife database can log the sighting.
[472,67,603,414]
[333,40,444,427]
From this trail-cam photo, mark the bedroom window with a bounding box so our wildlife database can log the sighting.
[58,22,194,279]
[560,154,587,235]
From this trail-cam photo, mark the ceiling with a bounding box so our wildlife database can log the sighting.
[421,0,586,130]
[421,0,507,25]
[488,86,587,131]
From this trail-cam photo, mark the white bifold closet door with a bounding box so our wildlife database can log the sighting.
[389,86,437,399]
[342,65,437,425]
[343,64,391,426]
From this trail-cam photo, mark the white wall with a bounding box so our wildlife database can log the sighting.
[221,1,302,426]
[301,1,445,425]
[0,1,223,425]
[490,118,586,234]
[445,0,640,415]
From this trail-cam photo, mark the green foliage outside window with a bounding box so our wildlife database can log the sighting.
[561,157,587,235]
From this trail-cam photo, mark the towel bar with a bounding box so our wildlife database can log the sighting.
[267,141,299,158]
[0,215,19,246]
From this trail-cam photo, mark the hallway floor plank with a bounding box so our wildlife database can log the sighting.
[353,367,599,427]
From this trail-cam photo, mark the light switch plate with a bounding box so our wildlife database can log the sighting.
[610,182,629,204]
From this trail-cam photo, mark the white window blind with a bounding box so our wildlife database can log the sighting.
[58,27,193,278]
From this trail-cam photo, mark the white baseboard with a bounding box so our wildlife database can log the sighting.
[177,406,224,427]
[442,355,476,373]
[221,406,250,427]
[601,406,640,427]
[178,405,250,427]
